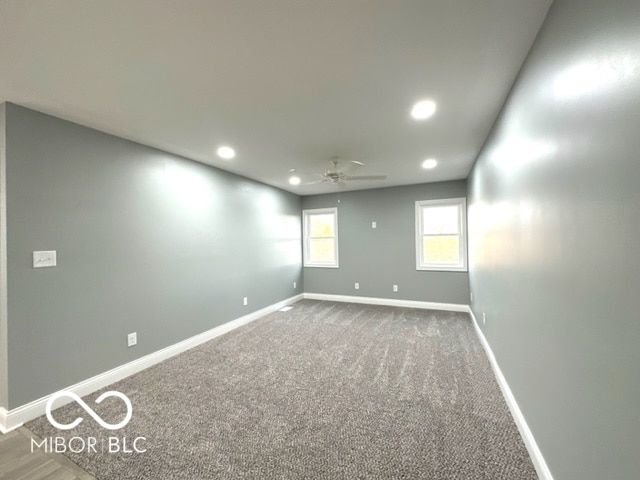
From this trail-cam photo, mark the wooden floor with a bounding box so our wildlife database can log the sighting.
[0,427,94,480]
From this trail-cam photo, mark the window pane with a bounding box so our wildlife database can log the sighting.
[309,214,335,237]
[422,206,459,234]
[309,238,335,263]
[423,235,459,264]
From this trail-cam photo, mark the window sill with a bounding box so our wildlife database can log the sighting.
[416,265,468,272]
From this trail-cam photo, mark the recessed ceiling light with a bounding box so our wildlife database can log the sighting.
[216,146,235,159]
[421,158,438,169]
[411,99,437,120]
[288,176,301,185]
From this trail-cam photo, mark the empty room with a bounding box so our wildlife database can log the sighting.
[0,1,638,479]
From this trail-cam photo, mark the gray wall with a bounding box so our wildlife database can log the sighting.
[467,1,640,479]
[3,103,302,409]
[302,181,469,304]
[0,103,7,409]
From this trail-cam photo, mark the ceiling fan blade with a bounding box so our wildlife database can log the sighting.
[344,175,387,181]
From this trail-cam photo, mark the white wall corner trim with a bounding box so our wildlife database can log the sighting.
[465,307,554,480]
[0,294,303,433]
[0,407,9,434]
[303,292,469,312]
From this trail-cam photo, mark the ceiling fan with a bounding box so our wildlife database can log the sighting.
[313,156,387,185]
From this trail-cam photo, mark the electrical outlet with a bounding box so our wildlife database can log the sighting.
[371,221,377,229]
[293,281,296,289]
[393,285,398,292]
[355,282,359,290]
[482,313,486,325]
[127,332,137,347]
[470,292,473,302]
[243,297,248,306]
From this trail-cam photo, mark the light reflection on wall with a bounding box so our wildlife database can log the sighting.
[255,189,301,267]
[151,159,301,267]
[469,199,544,269]
[262,193,301,266]
[551,52,638,100]
[491,137,557,172]
[468,201,490,268]
[276,215,303,266]
[161,160,214,217]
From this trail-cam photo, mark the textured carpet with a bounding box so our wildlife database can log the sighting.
[27,300,538,479]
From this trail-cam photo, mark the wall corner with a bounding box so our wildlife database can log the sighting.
[0,102,8,409]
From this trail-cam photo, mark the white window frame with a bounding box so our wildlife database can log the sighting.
[415,197,467,272]
[303,207,339,268]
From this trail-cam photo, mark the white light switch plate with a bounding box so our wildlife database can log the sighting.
[33,251,57,268]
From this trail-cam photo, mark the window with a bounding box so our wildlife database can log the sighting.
[303,207,338,268]
[415,198,467,271]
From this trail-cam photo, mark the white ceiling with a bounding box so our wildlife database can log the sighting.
[0,0,552,195]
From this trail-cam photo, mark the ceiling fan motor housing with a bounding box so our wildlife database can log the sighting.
[326,171,345,183]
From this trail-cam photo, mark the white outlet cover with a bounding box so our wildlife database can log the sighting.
[33,250,57,268]
[355,282,359,290]
[372,221,377,229]
[243,297,248,305]
[393,285,398,292]
[127,332,137,347]
[293,282,297,289]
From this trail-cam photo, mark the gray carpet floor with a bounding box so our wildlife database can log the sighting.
[27,300,538,479]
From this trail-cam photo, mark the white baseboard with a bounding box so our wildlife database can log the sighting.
[303,292,469,312]
[465,307,553,480]
[0,294,303,434]
[0,293,552,480]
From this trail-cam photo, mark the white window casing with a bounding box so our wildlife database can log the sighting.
[415,197,467,272]
[303,207,339,268]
